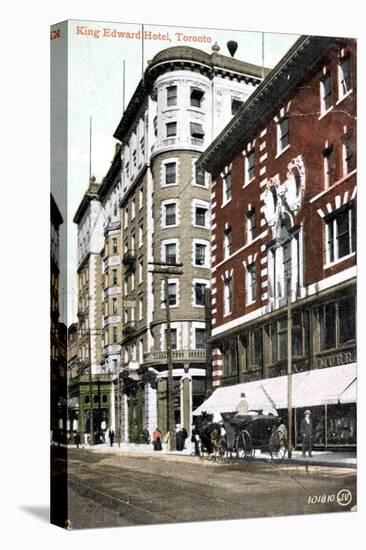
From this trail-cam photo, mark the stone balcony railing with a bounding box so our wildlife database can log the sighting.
[143,349,206,364]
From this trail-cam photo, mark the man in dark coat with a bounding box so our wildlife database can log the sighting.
[108,429,115,447]
[300,410,313,457]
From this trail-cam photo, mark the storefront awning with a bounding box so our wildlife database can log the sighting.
[193,363,356,416]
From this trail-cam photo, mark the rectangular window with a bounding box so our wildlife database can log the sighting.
[166,122,177,137]
[167,282,177,306]
[278,116,289,152]
[112,269,118,286]
[342,137,354,175]
[112,238,118,255]
[132,150,137,168]
[231,98,243,115]
[138,260,143,284]
[139,188,144,210]
[164,203,176,226]
[126,162,130,179]
[195,328,206,349]
[323,145,336,188]
[165,243,177,265]
[195,206,207,227]
[246,149,255,182]
[278,318,287,360]
[124,208,128,229]
[112,326,118,344]
[319,302,336,351]
[339,56,351,97]
[195,243,207,266]
[166,328,177,350]
[338,295,355,344]
[250,329,262,368]
[326,206,355,263]
[195,163,205,186]
[321,71,332,112]
[190,87,204,108]
[139,298,143,320]
[167,85,177,107]
[224,227,233,259]
[131,199,136,219]
[140,136,145,158]
[190,122,204,139]
[247,264,257,303]
[224,277,233,315]
[138,224,143,247]
[223,172,232,203]
[194,282,206,306]
[246,209,256,242]
[112,297,117,314]
[165,162,176,185]
[292,311,303,357]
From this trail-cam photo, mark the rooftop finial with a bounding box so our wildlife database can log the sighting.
[212,42,220,53]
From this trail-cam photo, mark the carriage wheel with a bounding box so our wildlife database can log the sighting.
[235,430,253,460]
[269,431,287,463]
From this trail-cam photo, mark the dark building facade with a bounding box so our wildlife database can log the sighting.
[198,36,356,449]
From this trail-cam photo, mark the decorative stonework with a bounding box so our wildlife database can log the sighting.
[263,156,305,227]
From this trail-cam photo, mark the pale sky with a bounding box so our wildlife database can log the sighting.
[52,19,299,324]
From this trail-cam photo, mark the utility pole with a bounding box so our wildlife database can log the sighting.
[87,319,95,446]
[287,272,293,459]
[116,365,121,447]
[149,262,183,452]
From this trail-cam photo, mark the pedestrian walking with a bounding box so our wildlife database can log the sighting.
[74,431,81,448]
[108,428,115,447]
[152,427,162,451]
[176,424,184,451]
[300,410,313,457]
[143,428,150,444]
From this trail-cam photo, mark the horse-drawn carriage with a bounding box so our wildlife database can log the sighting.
[193,410,287,463]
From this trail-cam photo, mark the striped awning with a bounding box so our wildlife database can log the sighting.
[193,363,356,416]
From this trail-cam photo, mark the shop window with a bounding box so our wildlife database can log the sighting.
[250,329,262,368]
[338,295,356,345]
[318,302,336,351]
[224,341,237,375]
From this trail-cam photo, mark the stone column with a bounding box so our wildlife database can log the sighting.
[144,383,157,437]
[121,393,128,443]
[181,365,192,437]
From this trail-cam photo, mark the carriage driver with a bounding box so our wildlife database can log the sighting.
[235,393,249,416]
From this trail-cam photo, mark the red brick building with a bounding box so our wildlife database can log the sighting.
[198,36,356,449]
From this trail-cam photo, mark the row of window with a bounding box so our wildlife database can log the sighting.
[320,50,352,116]
[221,204,355,317]
[123,187,144,228]
[160,200,209,229]
[166,84,243,116]
[162,239,210,269]
[162,160,206,187]
[223,294,355,375]
[164,121,205,141]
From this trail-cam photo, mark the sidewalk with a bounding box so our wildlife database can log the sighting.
[65,441,357,469]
